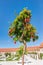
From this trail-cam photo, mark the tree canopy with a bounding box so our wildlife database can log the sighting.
[8,8,38,43]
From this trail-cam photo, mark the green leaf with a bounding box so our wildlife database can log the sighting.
[13,37,18,41]
[26,38,30,41]
[15,56,20,60]
[24,50,28,55]
[23,30,27,35]
[35,36,38,40]
[18,22,22,27]
[32,38,36,42]
[14,45,24,61]
[20,45,24,49]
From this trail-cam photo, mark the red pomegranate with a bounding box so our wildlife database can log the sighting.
[24,18,30,23]
[9,29,13,33]
[9,30,11,33]
[30,32,33,34]
[10,36,13,38]
[14,41,16,44]
[31,35,34,38]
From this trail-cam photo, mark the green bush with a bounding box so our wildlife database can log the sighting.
[6,54,14,61]
[40,53,43,59]
[28,52,37,54]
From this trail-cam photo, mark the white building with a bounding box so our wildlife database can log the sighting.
[0,42,43,60]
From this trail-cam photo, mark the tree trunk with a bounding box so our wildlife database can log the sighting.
[22,40,27,65]
[22,52,24,65]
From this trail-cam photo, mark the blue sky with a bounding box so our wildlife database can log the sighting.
[0,0,43,48]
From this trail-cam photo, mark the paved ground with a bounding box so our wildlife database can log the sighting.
[0,55,43,65]
[0,60,43,65]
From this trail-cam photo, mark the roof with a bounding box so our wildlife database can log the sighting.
[27,46,40,51]
[0,42,43,52]
[40,42,43,48]
[0,48,19,52]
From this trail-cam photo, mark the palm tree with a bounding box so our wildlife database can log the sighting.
[8,8,38,65]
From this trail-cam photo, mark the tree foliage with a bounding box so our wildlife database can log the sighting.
[14,45,28,60]
[8,8,38,43]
